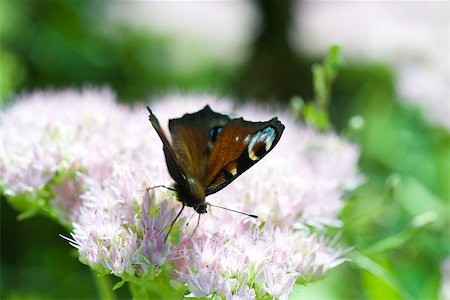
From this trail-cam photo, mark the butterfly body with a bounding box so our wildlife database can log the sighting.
[148,105,285,215]
[174,178,207,213]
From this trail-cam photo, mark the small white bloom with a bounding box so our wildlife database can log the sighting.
[184,261,226,298]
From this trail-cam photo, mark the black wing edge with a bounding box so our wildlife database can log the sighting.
[147,106,187,182]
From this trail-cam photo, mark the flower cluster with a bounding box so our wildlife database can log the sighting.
[0,89,166,223]
[175,225,347,299]
[1,90,362,299]
[70,161,177,278]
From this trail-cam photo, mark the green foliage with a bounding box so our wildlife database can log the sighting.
[351,252,409,299]
[0,50,26,103]
[127,270,187,300]
[312,45,342,108]
[289,49,448,300]
[0,201,117,299]
[1,2,448,299]
[290,46,342,131]
[329,62,449,300]
[0,1,233,103]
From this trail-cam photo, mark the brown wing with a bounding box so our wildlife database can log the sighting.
[168,105,230,182]
[205,117,285,196]
[147,107,187,186]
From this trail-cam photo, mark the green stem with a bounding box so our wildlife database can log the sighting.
[349,251,413,300]
[93,272,115,300]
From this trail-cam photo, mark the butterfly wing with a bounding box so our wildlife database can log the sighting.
[147,107,188,185]
[168,105,231,181]
[205,117,285,196]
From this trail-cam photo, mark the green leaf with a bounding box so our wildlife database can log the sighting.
[312,63,328,107]
[290,45,342,131]
[17,207,38,221]
[112,280,125,291]
[362,211,437,255]
[127,269,187,300]
[324,45,342,80]
[312,45,342,109]
[304,103,330,131]
[350,251,413,300]
[289,95,305,120]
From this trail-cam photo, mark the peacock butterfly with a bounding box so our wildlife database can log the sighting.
[147,105,285,240]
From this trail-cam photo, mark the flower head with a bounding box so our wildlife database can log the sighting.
[71,160,179,277]
[1,91,362,299]
[0,88,166,224]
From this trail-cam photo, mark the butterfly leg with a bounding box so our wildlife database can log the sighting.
[190,213,202,239]
[148,185,176,192]
[164,202,185,243]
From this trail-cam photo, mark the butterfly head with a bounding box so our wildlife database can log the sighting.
[194,203,208,214]
[175,178,208,214]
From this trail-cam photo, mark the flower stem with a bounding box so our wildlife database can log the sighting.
[93,272,115,300]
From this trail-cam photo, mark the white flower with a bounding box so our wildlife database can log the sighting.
[184,261,226,298]
[0,88,168,223]
[1,91,362,298]
[71,160,179,277]
[223,277,256,300]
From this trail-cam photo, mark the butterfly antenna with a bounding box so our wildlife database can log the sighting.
[206,202,258,218]
[164,202,185,243]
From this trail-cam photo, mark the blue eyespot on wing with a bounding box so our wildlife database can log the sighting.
[205,117,285,195]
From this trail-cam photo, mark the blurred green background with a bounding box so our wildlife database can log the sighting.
[1,1,449,299]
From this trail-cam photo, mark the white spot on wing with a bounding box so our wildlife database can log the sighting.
[264,127,276,151]
[247,127,276,160]
[244,134,251,144]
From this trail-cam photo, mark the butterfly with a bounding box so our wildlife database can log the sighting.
[147,105,285,241]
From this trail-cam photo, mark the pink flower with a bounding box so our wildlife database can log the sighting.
[70,160,179,277]
[184,261,226,298]
[174,222,346,299]
[223,277,256,300]
[1,91,362,298]
[136,190,178,268]
[0,88,167,224]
